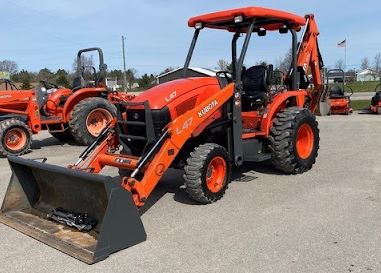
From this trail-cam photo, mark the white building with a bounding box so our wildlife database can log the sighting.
[357,69,380,82]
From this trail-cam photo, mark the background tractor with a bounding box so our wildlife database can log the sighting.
[0,48,132,157]
[0,7,325,263]
[370,80,381,114]
[326,69,353,115]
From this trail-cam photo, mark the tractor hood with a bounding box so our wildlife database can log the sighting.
[132,77,220,110]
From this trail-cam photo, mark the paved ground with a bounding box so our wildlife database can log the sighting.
[1,113,381,273]
[351,92,374,101]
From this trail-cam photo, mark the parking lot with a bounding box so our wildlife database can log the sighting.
[0,113,380,273]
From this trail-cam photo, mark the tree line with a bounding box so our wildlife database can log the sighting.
[0,58,157,91]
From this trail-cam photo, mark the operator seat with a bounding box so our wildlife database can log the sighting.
[72,76,86,92]
[371,92,381,106]
[242,65,271,111]
[329,85,345,99]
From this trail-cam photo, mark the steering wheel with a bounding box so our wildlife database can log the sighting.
[216,71,233,82]
[344,86,354,97]
[40,80,59,90]
[375,83,381,94]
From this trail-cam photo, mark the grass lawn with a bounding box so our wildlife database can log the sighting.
[351,100,371,111]
[347,81,380,93]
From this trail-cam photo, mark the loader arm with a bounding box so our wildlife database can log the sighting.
[296,14,324,112]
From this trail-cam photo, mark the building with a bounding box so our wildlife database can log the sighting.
[105,77,119,91]
[356,69,380,82]
[157,67,217,84]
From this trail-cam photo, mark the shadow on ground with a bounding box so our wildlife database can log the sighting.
[31,137,81,150]
[139,160,284,216]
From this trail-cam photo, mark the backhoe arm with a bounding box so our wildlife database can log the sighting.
[297,14,324,112]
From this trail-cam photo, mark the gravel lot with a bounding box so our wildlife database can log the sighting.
[0,113,380,273]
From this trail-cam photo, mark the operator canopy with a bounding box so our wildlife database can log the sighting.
[188,7,306,32]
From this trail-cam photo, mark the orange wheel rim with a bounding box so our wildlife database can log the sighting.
[206,156,227,193]
[86,109,113,137]
[4,128,27,151]
[296,124,314,160]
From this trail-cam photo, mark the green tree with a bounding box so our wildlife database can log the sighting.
[108,69,124,85]
[18,70,33,89]
[138,73,156,89]
[126,68,137,90]
[56,75,70,87]
[256,61,268,66]
[37,68,54,82]
[21,78,32,89]
[159,67,177,75]
[54,69,71,87]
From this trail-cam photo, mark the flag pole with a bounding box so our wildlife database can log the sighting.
[344,38,347,72]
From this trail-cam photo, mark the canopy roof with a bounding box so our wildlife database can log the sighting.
[188,7,306,32]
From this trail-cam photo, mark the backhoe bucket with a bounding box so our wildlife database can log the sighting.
[0,156,146,264]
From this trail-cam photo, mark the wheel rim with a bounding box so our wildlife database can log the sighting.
[86,108,113,137]
[4,128,27,151]
[296,123,314,160]
[206,156,227,193]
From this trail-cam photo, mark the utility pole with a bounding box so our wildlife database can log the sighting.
[122,35,127,90]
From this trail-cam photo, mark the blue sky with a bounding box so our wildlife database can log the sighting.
[0,0,380,76]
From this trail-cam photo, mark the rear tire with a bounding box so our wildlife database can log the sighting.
[0,119,32,157]
[69,97,116,145]
[50,129,74,142]
[183,143,231,204]
[270,107,319,174]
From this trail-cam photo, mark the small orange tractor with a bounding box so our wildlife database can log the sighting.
[0,7,325,263]
[326,69,353,115]
[0,48,132,157]
[370,81,381,114]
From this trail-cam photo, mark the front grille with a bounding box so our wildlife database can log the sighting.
[117,103,171,157]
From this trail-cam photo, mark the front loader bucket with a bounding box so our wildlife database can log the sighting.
[0,156,146,264]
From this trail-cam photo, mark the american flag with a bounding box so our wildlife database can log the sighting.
[337,39,346,48]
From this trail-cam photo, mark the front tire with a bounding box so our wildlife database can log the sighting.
[0,119,32,157]
[183,143,231,204]
[69,97,116,145]
[270,107,319,174]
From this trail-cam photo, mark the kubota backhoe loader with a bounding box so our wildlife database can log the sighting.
[0,48,133,157]
[0,7,325,264]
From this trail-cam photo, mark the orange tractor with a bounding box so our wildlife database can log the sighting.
[326,69,353,115]
[0,7,325,263]
[370,81,381,114]
[0,48,131,157]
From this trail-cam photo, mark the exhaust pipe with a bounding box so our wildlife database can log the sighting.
[0,156,146,264]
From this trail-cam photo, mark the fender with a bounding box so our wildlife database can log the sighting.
[260,90,308,136]
[45,88,73,114]
[62,87,108,121]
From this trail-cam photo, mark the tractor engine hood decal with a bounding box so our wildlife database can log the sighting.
[131,77,219,110]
